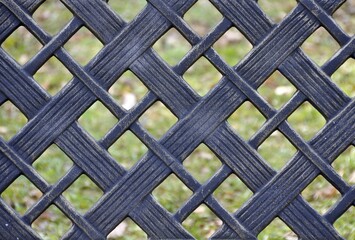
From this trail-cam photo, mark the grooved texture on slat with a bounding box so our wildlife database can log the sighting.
[0,0,353,239]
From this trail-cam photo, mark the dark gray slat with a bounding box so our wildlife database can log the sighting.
[208,124,275,191]
[64,79,247,238]
[62,0,196,52]
[0,3,195,236]
[0,91,7,105]
[129,3,346,236]
[131,49,344,236]
[100,92,157,148]
[249,92,306,148]
[73,0,348,163]
[133,50,199,116]
[22,167,82,224]
[0,0,195,179]
[325,187,355,224]
[73,0,355,236]
[0,50,49,118]
[149,0,299,126]
[2,0,350,238]
[59,126,192,239]
[0,0,42,41]
[300,0,350,46]
[0,47,191,240]
[0,83,190,237]
[323,37,355,76]
[207,125,341,239]
[210,0,271,45]
[231,6,319,86]
[318,0,345,12]
[56,125,125,188]
[61,0,124,43]
[280,49,351,117]
[0,138,106,239]
[0,4,19,42]
[157,0,348,123]
[68,0,199,115]
[130,122,254,238]
[6,0,344,210]
[24,18,83,76]
[69,2,346,237]
[0,94,189,237]
[0,46,326,238]
[174,18,233,75]
[131,197,192,239]
[212,0,349,118]
[0,43,189,240]
[3,2,177,158]
[218,100,354,236]
[61,2,254,237]
[0,199,40,239]
[0,1,195,237]
[173,166,231,221]
[17,0,43,10]
[65,0,195,83]
[0,6,123,187]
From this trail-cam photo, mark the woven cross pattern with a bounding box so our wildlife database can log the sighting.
[0,0,354,239]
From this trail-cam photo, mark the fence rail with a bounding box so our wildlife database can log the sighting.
[0,0,354,239]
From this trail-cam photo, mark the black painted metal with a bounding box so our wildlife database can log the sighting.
[0,0,354,239]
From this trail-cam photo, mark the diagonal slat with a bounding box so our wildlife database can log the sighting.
[0,0,352,239]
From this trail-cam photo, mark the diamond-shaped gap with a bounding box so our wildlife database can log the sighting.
[301,27,340,66]
[62,174,103,214]
[332,146,355,185]
[1,26,42,65]
[33,0,73,35]
[0,101,28,141]
[213,173,253,213]
[182,204,223,239]
[1,175,42,215]
[108,130,148,170]
[183,0,223,36]
[183,144,222,184]
[153,174,192,214]
[152,28,191,66]
[64,27,103,66]
[331,58,355,97]
[213,27,253,66]
[32,204,72,239]
[183,57,222,96]
[258,70,296,109]
[258,0,297,23]
[33,56,73,96]
[287,101,326,141]
[108,0,146,23]
[333,1,355,35]
[139,101,177,139]
[258,130,297,170]
[33,144,73,185]
[108,70,148,110]
[258,217,297,240]
[108,217,147,239]
[78,101,118,140]
[302,175,341,215]
[227,101,266,141]
[333,207,355,239]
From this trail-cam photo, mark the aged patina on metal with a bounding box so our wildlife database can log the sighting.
[0,0,354,239]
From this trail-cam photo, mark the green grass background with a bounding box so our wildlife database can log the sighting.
[0,0,354,239]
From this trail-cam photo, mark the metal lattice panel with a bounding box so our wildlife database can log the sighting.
[0,0,354,239]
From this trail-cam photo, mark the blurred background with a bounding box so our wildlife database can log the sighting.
[0,0,354,239]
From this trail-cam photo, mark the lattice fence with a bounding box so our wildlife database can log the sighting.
[0,0,354,239]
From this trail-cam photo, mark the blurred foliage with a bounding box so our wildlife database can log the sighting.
[0,0,354,239]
